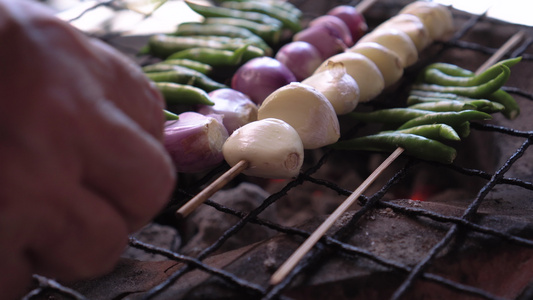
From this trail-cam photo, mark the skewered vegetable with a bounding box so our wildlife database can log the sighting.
[309,15,354,47]
[155,82,214,106]
[293,23,349,60]
[257,82,340,149]
[301,61,360,115]
[357,28,418,68]
[313,52,384,102]
[399,1,454,41]
[145,67,227,92]
[373,14,431,52]
[231,56,296,105]
[347,42,404,88]
[196,88,258,134]
[164,112,229,173]
[326,5,368,43]
[274,41,323,81]
[222,118,304,179]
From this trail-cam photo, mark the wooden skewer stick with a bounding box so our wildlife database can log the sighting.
[356,0,378,13]
[175,0,381,219]
[176,160,249,218]
[269,29,526,286]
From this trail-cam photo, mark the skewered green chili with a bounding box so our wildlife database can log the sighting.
[203,17,281,45]
[418,57,521,87]
[155,82,214,106]
[487,89,521,120]
[166,44,254,67]
[164,110,180,120]
[408,100,476,112]
[220,1,302,32]
[397,110,492,131]
[347,108,435,124]
[184,0,283,28]
[145,68,227,92]
[331,132,457,164]
[407,97,505,113]
[411,65,510,98]
[385,124,461,141]
[423,62,475,77]
[173,23,272,54]
[142,59,212,75]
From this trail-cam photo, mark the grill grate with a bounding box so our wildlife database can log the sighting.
[26,0,533,299]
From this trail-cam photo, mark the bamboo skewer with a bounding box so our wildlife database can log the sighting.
[175,0,379,219]
[269,29,525,286]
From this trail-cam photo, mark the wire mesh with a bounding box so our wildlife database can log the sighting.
[25,0,533,299]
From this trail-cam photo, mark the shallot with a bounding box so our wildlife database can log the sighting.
[348,42,404,88]
[275,41,323,81]
[326,5,368,42]
[164,112,228,173]
[231,57,296,105]
[293,23,348,60]
[196,88,258,134]
[358,28,418,68]
[309,15,354,47]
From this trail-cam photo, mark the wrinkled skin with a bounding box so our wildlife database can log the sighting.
[0,1,176,298]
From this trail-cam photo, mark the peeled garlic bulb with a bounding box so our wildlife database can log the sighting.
[258,82,340,149]
[348,42,404,88]
[358,28,418,68]
[314,52,384,102]
[222,118,304,179]
[302,61,360,115]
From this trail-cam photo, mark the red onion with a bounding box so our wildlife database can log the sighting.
[327,5,368,42]
[196,88,258,134]
[293,23,348,60]
[309,15,354,47]
[164,112,228,173]
[275,41,323,81]
[231,57,296,105]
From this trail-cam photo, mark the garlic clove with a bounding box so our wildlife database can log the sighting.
[222,118,304,179]
[302,61,360,115]
[348,42,404,88]
[374,14,432,52]
[399,1,454,41]
[314,52,384,102]
[257,82,340,149]
[358,27,418,68]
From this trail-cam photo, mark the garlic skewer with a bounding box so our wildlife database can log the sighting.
[269,29,525,286]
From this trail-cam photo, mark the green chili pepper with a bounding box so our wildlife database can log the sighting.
[419,57,521,87]
[143,62,213,75]
[385,124,461,141]
[347,108,435,124]
[408,100,477,112]
[164,109,180,120]
[184,0,283,28]
[408,90,471,100]
[146,68,227,92]
[173,23,272,54]
[397,110,492,131]
[220,1,302,32]
[204,17,281,45]
[331,132,457,164]
[166,44,251,67]
[487,89,520,120]
[422,62,475,77]
[217,0,302,18]
[155,82,214,106]
[146,34,267,59]
[157,59,212,74]
[407,96,505,114]
[411,65,510,99]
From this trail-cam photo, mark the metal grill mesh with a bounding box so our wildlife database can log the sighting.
[25,0,533,299]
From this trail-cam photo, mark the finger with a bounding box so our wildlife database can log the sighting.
[80,99,176,232]
[26,185,129,281]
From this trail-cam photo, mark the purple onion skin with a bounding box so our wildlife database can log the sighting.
[275,41,323,81]
[327,5,368,42]
[196,88,258,134]
[164,112,228,173]
[293,23,348,60]
[309,15,354,47]
[231,57,297,105]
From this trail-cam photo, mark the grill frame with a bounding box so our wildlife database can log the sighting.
[25,1,533,299]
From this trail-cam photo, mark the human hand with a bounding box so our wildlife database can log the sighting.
[0,1,175,298]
